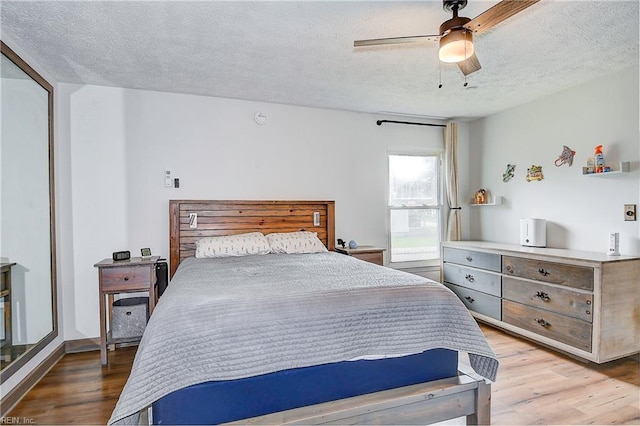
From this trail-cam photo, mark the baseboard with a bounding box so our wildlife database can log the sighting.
[0,343,65,417]
[64,337,100,353]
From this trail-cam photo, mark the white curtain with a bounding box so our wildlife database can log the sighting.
[444,122,461,241]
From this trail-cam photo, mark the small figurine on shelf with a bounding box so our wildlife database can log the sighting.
[474,189,487,204]
[337,238,346,249]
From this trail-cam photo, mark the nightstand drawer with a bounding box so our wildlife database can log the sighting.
[352,252,383,265]
[101,266,151,292]
[502,256,593,291]
[503,276,593,322]
[443,263,501,297]
[443,247,501,272]
[503,300,592,352]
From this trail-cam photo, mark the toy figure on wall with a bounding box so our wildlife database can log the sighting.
[474,189,487,204]
[526,165,544,182]
[503,164,516,182]
[554,145,576,167]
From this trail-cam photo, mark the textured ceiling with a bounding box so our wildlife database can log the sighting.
[1,1,638,119]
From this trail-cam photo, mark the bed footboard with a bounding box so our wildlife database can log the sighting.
[224,372,491,425]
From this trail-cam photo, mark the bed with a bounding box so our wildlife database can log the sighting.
[108,200,498,425]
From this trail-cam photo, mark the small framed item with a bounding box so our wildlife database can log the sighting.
[141,248,152,258]
[112,251,131,261]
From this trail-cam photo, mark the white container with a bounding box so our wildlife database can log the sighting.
[608,232,620,256]
[520,218,546,247]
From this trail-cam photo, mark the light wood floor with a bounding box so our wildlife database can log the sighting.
[7,324,640,425]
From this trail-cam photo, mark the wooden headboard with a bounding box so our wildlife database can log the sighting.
[169,200,336,278]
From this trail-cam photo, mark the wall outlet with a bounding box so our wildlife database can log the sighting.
[624,204,636,221]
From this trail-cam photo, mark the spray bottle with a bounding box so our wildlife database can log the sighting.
[594,145,605,173]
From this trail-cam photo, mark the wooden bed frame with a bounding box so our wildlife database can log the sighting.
[167,199,491,425]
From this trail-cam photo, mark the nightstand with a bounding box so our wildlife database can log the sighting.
[335,246,385,266]
[95,256,160,365]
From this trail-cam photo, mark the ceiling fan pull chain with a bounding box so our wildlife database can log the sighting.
[438,62,443,88]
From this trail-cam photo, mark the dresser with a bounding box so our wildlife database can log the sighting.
[441,241,640,363]
[95,256,160,365]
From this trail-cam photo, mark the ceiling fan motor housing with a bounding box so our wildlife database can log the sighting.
[439,16,472,36]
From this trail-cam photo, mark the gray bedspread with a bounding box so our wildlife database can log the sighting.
[109,252,498,425]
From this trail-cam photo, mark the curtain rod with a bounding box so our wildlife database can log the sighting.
[376,120,446,128]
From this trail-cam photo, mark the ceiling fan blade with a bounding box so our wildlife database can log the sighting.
[458,53,482,76]
[354,35,439,47]
[464,0,540,36]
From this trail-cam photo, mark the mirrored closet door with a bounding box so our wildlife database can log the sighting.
[1,41,57,382]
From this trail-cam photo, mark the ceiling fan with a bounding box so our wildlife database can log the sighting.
[354,0,540,76]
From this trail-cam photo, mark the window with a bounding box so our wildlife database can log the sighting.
[388,154,442,266]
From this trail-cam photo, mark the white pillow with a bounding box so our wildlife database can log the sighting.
[266,231,328,254]
[195,232,270,258]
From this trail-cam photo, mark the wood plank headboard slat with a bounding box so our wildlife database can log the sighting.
[169,200,336,279]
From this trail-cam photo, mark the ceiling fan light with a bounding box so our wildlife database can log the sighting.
[438,30,474,63]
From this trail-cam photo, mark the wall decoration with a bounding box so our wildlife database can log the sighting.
[554,145,576,167]
[502,164,516,182]
[526,165,544,182]
[474,189,487,204]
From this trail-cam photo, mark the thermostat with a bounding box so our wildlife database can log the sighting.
[254,112,268,125]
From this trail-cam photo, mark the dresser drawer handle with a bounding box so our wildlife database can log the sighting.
[538,268,549,276]
[123,276,129,281]
[464,296,475,303]
[465,256,473,262]
[535,291,550,301]
[505,265,514,274]
[535,318,550,327]
[464,274,475,282]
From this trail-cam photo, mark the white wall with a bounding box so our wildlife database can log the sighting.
[465,65,639,255]
[58,83,447,341]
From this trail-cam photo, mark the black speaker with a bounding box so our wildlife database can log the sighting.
[156,261,169,297]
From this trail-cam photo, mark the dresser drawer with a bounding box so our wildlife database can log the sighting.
[443,263,501,297]
[443,247,501,272]
[502,256,594,291]
[100,266,152,292]
[503,300,592,352]
[503,276,593,322]
[444,283,501,321]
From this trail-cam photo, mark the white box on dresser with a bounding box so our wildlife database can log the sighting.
[441,241,640,363]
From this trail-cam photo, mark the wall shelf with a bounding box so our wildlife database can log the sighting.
[582,161,630,176]
[470,196,503,206]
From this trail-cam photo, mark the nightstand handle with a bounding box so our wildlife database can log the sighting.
[123,276,129,281]
[465,256,473,262]
[464,274,475,282]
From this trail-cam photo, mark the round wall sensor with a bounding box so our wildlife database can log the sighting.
[254,112,268,125]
